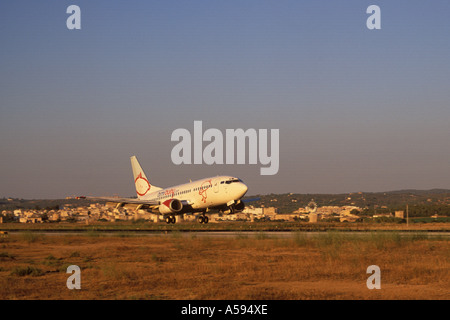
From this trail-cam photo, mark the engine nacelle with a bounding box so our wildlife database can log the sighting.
[159,199,183,215]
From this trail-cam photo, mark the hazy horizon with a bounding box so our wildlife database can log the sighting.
[1,1,449,199]
[3,186,450,201]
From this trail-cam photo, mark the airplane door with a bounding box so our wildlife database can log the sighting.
[214,179,219,193]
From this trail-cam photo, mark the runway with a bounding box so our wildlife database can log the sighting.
[6,230,450,239]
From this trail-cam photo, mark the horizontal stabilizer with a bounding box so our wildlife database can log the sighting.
[85,196,159,206]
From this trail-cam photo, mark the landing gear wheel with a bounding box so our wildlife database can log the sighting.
[197,215,209,224]
[166,216,176,224]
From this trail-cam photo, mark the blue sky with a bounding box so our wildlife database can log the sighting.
[1,1,449,198]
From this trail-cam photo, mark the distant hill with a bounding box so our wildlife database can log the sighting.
[0,198,98,211]
[382,188,450,195]
[244,189,450,217]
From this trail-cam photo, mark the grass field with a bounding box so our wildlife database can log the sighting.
[0,229,448,300]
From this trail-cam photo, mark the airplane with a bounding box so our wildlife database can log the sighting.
[87,156,249,224]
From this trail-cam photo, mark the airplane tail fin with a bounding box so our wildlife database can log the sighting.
[130,156,163,199]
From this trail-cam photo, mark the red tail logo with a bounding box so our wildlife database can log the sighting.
[135,172,151,196]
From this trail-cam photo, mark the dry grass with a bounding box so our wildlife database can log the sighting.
[0,232,448,300]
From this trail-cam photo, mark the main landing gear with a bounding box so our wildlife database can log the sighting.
[197,214,209,224]
[164,214,209,224]
[165,215,176,224]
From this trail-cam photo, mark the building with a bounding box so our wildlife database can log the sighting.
[395,211,404,219]
[309,213,318,223]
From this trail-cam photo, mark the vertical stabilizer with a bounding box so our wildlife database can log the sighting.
[130,156,162,199]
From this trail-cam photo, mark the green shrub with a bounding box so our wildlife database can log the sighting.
[293,232,308,246]
[11,266,44,277]
[42,254,62,267]
[0,252,15,260]
[21,232,45,243]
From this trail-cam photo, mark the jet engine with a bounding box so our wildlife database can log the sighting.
[159,199,183,215]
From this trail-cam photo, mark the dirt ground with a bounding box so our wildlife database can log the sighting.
[0,232,448,300]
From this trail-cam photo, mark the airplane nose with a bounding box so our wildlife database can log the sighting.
[240,183,248,196]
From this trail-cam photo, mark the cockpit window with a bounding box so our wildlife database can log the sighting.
[224,178,242,184]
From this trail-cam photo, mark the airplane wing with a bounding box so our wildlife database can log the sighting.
[83,196,193,211]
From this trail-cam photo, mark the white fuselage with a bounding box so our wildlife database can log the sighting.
[142,175,248,211]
